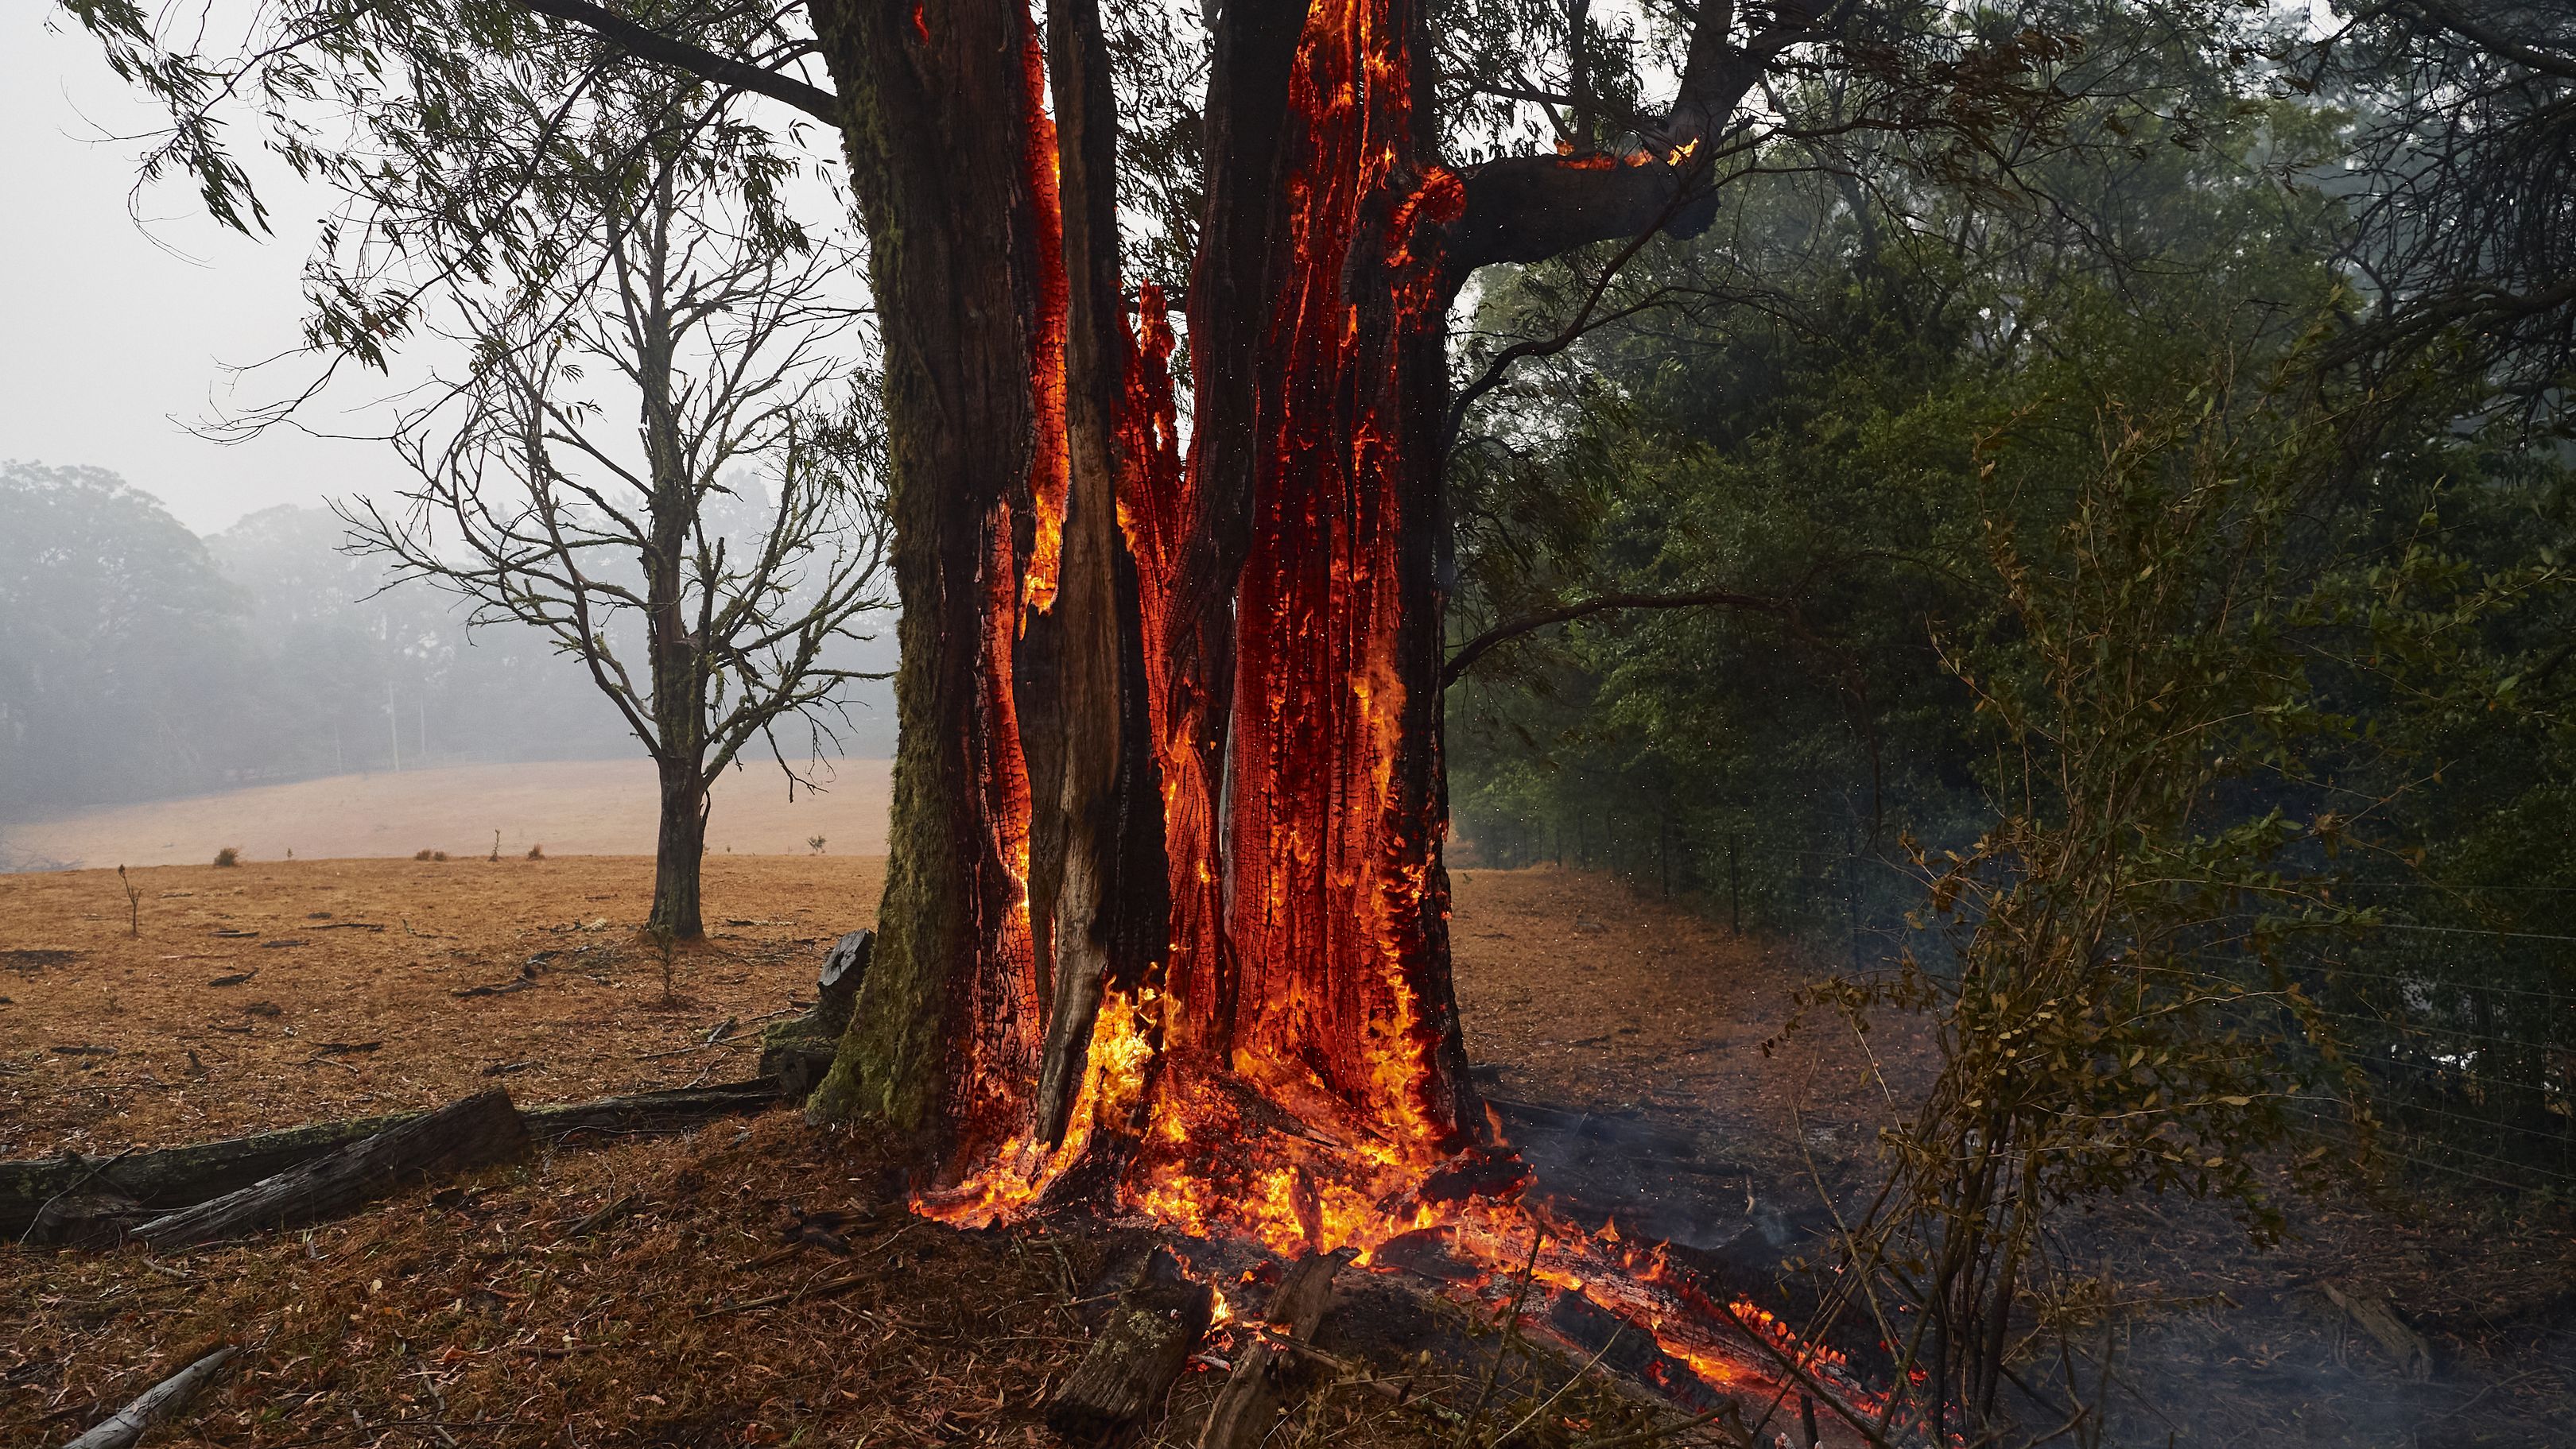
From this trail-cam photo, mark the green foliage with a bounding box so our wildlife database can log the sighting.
[1443,16,2365,932]
[1441,25,2576,1424]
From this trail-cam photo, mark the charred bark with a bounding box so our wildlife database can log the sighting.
[1187,0,1482,1150]
[804,0,1056,1165]
[1047,1246,1216,1442]
[1033,0,1164,1149]
[804,0,1808,1212]
[1197,1251,1344,1449]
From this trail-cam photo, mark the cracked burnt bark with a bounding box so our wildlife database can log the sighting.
[802,0,1057,1166]
[792,0,1809,1216]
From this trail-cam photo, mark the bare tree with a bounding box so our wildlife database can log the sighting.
[2314,0,2576,397]
[341,75,889,940]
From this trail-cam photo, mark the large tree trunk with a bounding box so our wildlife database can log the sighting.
[1206,0,1478,1151]
[1031,0,1167,1149]
[647,754,708,940]
[805,0,1499,1247]
[803,0,1060,1166]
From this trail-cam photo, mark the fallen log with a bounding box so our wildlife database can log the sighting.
[3,1077,796,1238]
[1199,1251,1344,1449]
[1048,1246,1216,1443]
[26,1190,152,1249]
[2322,1280,2434,1381]
[522,1078,788,1137]
[6,1115,414,1239]
[60,1344,235,1449]
[134,1090,531,1249]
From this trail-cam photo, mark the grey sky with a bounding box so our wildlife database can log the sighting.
[4,10,865,538]
[2,10,400,536]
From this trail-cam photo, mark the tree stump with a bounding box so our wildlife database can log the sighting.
[1198,1251,1345,1449]
[1047,1246,1216,1443]
[762,929,874,1095]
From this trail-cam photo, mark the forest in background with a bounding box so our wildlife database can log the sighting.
[1433,3,2576,1195]
[0,461,898,819]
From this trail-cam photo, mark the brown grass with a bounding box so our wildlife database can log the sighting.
[1,757,894,870]
[6,861,2572,1447]
[0,855,883,1156]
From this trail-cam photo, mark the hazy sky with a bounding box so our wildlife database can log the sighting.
[2,10,405,536]
[3,10,865,539]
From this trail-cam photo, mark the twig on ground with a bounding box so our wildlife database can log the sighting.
[61,1344,235,1449]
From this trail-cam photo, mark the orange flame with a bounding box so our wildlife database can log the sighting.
[1019,18,1071,618]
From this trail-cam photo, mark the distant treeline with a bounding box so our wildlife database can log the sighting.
[0,462,895,818]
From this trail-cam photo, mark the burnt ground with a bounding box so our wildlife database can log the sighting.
[1454,870,2576,1449]
[3,858,2573,1446]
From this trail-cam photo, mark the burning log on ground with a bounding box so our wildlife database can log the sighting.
[1047,1246,1216,1443]
[1198,1250,1346,1449]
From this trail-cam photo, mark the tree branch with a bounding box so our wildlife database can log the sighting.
[513,0,842,122]
[1441,588,1794,690]
[1447,2,1829,275]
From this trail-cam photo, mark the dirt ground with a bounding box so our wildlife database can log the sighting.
[4,858,2573,1447]
[0,757,894,871]
[1447,867,1931,1182]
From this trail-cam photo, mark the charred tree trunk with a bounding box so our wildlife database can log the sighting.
[1183,0,1481,1149]
[1032,0,1167,1149]
[804,0,1058,1164]
[797,0,1780,1226]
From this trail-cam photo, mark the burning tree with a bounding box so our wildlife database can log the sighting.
[786,0,1921,1240]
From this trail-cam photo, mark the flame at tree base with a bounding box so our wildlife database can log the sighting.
[914,983,1893,1433]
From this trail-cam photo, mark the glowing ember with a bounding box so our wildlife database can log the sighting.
[1018,16,1070,619]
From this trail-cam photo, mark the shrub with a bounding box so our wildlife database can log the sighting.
[414,849,434,862]
[212,847,240,868]
[526,843,545,861]
[431,850,450,862]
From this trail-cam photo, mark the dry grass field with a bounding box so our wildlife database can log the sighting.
[3,846,2570,1446]
[0,853,1879,1164]
[0,856,1868,1449]
[0,757,893,871]
[0,854,887,1156]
